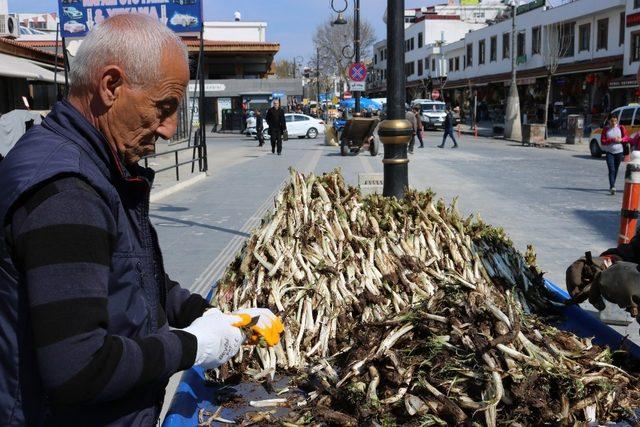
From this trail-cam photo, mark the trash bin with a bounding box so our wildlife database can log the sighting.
[522,123,546,145]
[566,114,584,144]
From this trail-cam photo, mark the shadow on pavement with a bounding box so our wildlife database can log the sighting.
[543,186,612,195]
[572,154,603,161]
[150,213,251,237]
[572,209,619,241]
[154,205,189,212]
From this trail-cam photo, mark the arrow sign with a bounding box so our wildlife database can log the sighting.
[348,62,367,82]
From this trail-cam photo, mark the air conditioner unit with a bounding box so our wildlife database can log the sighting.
[0,15,20,39]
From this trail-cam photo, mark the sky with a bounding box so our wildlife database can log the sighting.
[10,0,437,63]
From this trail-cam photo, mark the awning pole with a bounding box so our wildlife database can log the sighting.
[54,23,60,100]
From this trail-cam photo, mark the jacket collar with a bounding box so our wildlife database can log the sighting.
[41,100,154,188]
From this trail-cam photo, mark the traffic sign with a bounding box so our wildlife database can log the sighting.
[431,90,441,100]
[343,91,352,99]
[347,62,367,82]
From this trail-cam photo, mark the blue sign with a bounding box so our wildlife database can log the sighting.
[58,0,203,38]
[272,92,285,98]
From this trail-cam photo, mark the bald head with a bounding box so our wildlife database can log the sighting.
[70,14,188,92]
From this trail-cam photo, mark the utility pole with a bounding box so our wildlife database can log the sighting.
[378,0,412,198]
[316,47,321,106]
[354,0,361,114]
[504,1,522,141]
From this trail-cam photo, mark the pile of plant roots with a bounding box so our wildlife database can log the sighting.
[213,169,640,425]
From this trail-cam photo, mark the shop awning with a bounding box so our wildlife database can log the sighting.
[0,52,64,83]
[609,75,638,90]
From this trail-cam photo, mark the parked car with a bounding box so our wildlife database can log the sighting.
[63,6,83,20]
[590,104,640,158]
[63,20,86,33]
[411,99,447,130]
[170,13,198,27]
[252,113,325,140]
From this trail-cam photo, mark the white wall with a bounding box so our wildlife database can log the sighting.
[624,0,640,76]
[203,21,267,42]
[445,0,625,83]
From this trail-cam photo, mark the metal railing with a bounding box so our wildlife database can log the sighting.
[142,131,207,181]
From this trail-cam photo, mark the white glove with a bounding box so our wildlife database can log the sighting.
[183,308,245,369]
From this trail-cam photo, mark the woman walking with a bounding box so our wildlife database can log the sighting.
[601,115,629,195]
[413,106,424,148]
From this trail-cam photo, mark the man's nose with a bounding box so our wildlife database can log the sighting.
[156,114,179,140]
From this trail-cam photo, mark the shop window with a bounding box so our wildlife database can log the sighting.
[559,22,575,57]
[418,32,423,49]
[466,43,473,67]
[632,32,640,62]
[532,26,541,55]
[503,33,510,59]
[621,13,626,46]
[579,23,590,52]
[620,107,634,126]
[490,36,497,62]
[479,39,486,65]
[418,59,423,76]
[597,18,608,50]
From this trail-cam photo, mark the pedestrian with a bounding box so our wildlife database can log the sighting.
[266,99,287,155]
[438,106,458,148]
[405,107,417,154]
[255,109,264,147]
[0,15,283,426]
[413,105,424,148]
[601,115,629,195]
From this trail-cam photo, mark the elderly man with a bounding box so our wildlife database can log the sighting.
[0,15,281,426]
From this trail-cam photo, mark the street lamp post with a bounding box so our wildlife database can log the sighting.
[331,0,361,114]
[378,0,412,198]
[504,1,522,141]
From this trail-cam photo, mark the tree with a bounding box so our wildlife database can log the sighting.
[543,23,571,132]
[312,14,376,91]
[274,59,298,78]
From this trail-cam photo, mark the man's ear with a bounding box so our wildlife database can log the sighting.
[98,65,125,108]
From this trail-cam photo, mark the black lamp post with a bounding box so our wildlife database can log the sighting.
[378,0,411,198]
[331,0,361,115]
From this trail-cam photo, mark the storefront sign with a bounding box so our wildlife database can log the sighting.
[609,77,639,89]
[503,77,537,86]
[516,0,544,16]
[627,12,640,28]
[272,92,286,98]
[58,0,203,38]
[188,83,226,93]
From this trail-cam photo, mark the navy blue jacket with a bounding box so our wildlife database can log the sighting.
[0,101,208,426]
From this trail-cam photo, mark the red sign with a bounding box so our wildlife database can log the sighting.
[627,12,640,28]
[431,90,441,100]
[343,91,352,99]
[347,62,367,82]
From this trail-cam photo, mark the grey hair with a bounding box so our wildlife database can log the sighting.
[70,14,188,91]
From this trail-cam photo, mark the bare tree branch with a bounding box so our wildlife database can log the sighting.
[312,14,376,85]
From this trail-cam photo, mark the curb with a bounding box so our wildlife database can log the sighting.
[150,172,207,203]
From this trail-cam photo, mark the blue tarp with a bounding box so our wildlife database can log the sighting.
[339,97,382,110]
[164,280,640,426]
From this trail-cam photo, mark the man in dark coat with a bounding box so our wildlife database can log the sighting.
[438,106,458,148]
[255,109,265,147]
[266,99,287,155]
[0,14,281,426]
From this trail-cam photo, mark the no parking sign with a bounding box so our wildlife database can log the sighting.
[347,62,367,91]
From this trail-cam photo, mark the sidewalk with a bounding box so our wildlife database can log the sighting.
[456,121,590,152]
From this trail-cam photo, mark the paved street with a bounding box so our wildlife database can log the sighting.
[151,130,635,329]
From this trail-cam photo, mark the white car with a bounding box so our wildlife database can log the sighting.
[170,13,198,27]
[63,6,83,19]
[411,99,447,130]
[253,114,325,140]
[64,20,86,33]
[589,104,640,158]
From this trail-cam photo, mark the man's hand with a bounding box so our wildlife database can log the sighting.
[592,262,640,317]
[566,255,613,303]
[232,308,284,347]
[183,309,245,369]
